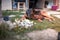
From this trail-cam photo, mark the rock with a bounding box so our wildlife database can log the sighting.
[5,21,16,30]
[26,29,58,40]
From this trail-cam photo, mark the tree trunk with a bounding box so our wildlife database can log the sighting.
[0,0,3,23]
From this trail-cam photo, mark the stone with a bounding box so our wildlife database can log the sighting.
[26,29,58,40]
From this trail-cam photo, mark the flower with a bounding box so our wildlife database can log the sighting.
[15,19,34,28]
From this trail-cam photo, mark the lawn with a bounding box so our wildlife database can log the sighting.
[2,10,60,32]
[0,10,60,40]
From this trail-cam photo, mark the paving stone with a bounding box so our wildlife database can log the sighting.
[9,15,16,17]
[26,29,58,40]
[19,15,24,17]
[47,11,60,18]
[21,11,26,13]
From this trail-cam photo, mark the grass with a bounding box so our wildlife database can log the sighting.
[0,23,10,39]
[2,10,24,16]
[1,10,60,40]
[2,10,24,22]
[2,10,60,32]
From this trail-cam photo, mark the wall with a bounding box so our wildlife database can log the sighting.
[58,0,60,8]
[2,0,12,10]
[36,0,44,9]
[34,0,54,9]
[25,0,29,10]
[56,0,60,9]
[45,0,53,8]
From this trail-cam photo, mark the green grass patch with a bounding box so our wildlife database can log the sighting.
[2,10,24,16]
[1,10,60,40]
[2,10,60,32]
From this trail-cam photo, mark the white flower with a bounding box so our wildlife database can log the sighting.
[16,21,20,24]
[14,19,34,28]
[34,22,37,24]
[20,22,25,27]
[25,25,29,28]
[13,22,16,26]
[15,19,18,22]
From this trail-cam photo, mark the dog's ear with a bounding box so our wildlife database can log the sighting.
[58,32,60,40]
